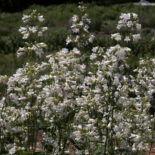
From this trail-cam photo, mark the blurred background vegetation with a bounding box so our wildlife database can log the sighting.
[0,0,155,12]
[0,1,155,76]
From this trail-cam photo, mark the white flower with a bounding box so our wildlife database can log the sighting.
[38,15,44,22]
[39,75,49,81]
[72,27,79,33]
[9,145,16,154]
[79,21,84,26]
[17,47,25,52]
[124,47,131,52]
[23,33,30,39]
[35,48,44,57]
[86,18,91,24]
[111,33,122,41]
[88,34,95,43]
[42,27,48,32]
[48,57,55,63]
[127,21,133,27]
[117,24,121,30]
[72,15,78,23]
[38,31,43,36]
[66,36,72,45]
[27,89,34,95]
[116,49,126,60]
[132,34,141,41]
[19,26,27,33]
[132,13,138,19]
[73,48,80,54]
[29,26,38,33]
[92,46,98,53]
[37,42,47,48]
[17,47,24,58]
[136,24,141,30]
[124,36,130,42]
[75,35,79,42]
[83,25,89,32]
[120,13,131,20]
[113,76,120,85]
[90,53,97,60]
[22,14,30,23]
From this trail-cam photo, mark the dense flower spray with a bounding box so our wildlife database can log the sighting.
[17,10,48,58]
[3,47,86,154]
[71,44,154,154]
[111,13,141,43]
[0,6,154,155]
[66,2,95,49]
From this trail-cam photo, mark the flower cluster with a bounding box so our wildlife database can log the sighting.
[3,47,86,153]
[39,48,86,153]
[17,10,48,58]
[66,3,95,48]
[71,44,153,154]
[132,58,155,109]
[0,7,154,155]
[1,63,45,152]
[111,13,141,43]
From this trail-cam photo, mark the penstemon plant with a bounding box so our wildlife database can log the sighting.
[17,10,48,59]
[71,44,154,154]
[0,4,154,155]
[111,13,141,44]
[66,2,95,50]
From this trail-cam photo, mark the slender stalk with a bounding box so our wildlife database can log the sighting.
[110,104,114,155]
[0,126,1,153]
[148,143,152,155]
[104,101,109,155]
[58,129,62,153]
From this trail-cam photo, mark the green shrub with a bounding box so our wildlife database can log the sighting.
[0,53,15,75]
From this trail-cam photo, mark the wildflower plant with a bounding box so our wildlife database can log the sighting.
[66,2,95,49]
[111,13,141,43]
[4,63,46,153]
[40,48,86,153]
[17,10,48,59]
[0,5,154,155]
[71,44,154,154]
[0,75,8,153]
[3,47,86,154]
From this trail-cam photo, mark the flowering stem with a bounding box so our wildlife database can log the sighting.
[110,99,114,155]
[104,100,109,155]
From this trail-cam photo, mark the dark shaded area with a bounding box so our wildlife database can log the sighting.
[0,0,151,12]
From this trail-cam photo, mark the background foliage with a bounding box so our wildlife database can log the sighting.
[0,0,141,12]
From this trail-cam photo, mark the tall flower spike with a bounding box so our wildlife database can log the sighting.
[66,3,95,48]
[17,10,48,58]
[111,13,141,43]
